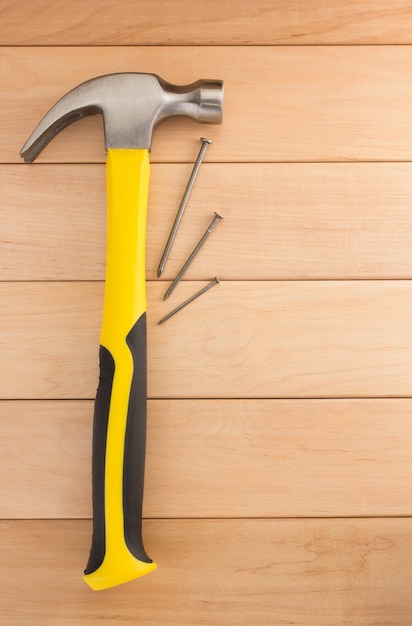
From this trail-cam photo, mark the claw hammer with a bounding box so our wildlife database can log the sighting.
[21,72,223,590]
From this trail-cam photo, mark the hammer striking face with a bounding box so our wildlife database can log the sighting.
[21,72,223,590]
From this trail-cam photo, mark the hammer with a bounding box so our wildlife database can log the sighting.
[21,72,223,590]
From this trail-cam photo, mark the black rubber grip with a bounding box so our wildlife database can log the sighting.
[84,313,151,576]
[84,345,114,575]
[124,313,151,563]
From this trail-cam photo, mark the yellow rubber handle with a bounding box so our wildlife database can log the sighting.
[83,149,157,590]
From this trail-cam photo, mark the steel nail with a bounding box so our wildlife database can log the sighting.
[157,138,212,278]
[163,212,223,300]
[158,278,220,325]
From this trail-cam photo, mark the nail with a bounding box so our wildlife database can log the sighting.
[157,138,212,278]
[163,212,223,300]
[158,278,220,325]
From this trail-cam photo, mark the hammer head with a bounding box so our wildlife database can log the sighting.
[21,73,223,162]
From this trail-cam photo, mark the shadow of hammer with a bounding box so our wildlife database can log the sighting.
[20,72,223,590]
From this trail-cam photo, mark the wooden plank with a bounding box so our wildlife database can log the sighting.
[1,281,411,400]
[4,162,412,281]
[4,46,412,163]
[1,518,412,625]
[2,399,412,519]
[2,1,412,46]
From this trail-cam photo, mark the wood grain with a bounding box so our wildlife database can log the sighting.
[2,518,412,625]
[2,3,412,622]
[4,162,412,281]
[4,46,412,163]
[1,281,411,400]
[2,1,412,45]
[2,399,412,519]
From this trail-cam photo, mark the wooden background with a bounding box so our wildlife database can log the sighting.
[2,1,412,624]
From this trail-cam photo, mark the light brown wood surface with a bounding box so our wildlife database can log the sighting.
[3,162,412,281]
[1,2,412,624]
[1,280,412,399]
[2,518,412,626]
[2,0,412,45]
[4,46,412,163]
[2,399,412,519]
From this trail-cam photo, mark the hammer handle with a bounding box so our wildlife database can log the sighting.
[83,149,156,590]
